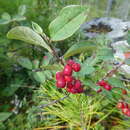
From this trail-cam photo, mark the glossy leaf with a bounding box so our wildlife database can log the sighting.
[12,15,26,21]
[64,42,95,58]
[0,112,12,122]
[18,5,26,16]
[80,65,95,76]
[49,5,88,41]
[1,12,11,20]
[7,26,52,53]
[108,77,124,89]
[17,57,32,70]
[32,21,43,34]
[0,19,10,24]
[83,80,100,92]
[32,72,45,83]
[97,48,114,61]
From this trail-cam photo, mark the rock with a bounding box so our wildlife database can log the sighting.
[81,18,130,78]
[81,17,129,40]
[111,40,130,77]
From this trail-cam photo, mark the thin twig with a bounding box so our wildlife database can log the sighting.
[40,33,65,66]
[119,78,130,82]
[39,94,69,109]
[102,62,124,80]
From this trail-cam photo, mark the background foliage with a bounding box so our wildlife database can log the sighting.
[0,0,130,129]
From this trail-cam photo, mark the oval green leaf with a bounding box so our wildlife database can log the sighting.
[49,5,88,41]
[7,26,52,53]
[64,41,96,58]
[17,57,32,70]
[0,112,12,122]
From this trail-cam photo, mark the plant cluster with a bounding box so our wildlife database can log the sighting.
[0,0,130,129]
[97,80,112,91]
[56,60,84,94]
[117,102,130,117]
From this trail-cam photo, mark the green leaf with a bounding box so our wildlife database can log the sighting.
[40,64,62,70]
[41,53,53,66]
[32,21,43,34]
[18,5,26,16]
[1,12,11,20]
[64,42,96,58]
[44,70,52,79]
[32,59,40,69]
[32,72,45,83]
[0,19,10,24]
[0,112,12,122]
[79,65,95,76]
[17,57,32,70]
[2,79,24,97]
[83,80,100,92]
[49,5,88,41]
[97,48,114,61]
[7,26,52,53]
[12,15,26,21]
[108,77,124,89]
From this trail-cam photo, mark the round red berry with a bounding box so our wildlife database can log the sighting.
[70,88,78,94]
[97,80,107,87]
[126,109,130,117]
[124,103,129,108]
[63,64,72,76]
[122,108,129,115]
[122,89,127,95]
[104,84,112,91]
[67,60,75,66]
[64,75,73,82]
[67,82,73,89]
[56,71,64,80]
[117,102,125,109]
[56,78,66,88]
[72,63,81,72]
[97,88,102,93]
[77,87,84,93]
[74,80,82,89]
[66,88,72,93]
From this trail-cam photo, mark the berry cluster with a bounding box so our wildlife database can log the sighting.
[97,80,112,92]
[56,60,84,94]
[117,102,130,117]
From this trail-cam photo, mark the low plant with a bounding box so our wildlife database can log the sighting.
[5,4,130,129]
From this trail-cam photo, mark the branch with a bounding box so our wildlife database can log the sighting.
[102,62,124,80]
[39,94,69,109]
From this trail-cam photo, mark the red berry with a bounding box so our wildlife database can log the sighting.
[122,108,129,115]
[56,78,66,88]
[126,109,130,117]
[97,88,102,93]
[70,88,78,94]
[77,87,84,93]
[63,64,72,76]
[72,63,81,72]
[74,80,82,89]
[67,82,73,89]
[56,71,64,80]
[67,60,75,66]
[122,89,127,95]
[104,84,112,91]
[66,88,72,93]
[117,102,125,109]
[97,80,107,87]
[124,103,129,108]
[64,75,73,82]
